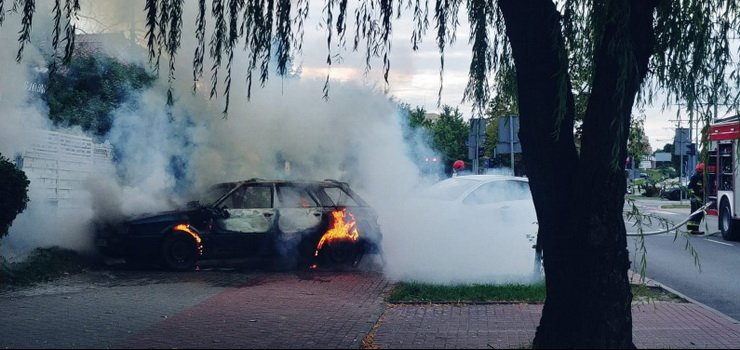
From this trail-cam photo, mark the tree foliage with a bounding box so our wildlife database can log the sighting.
[400,103,469,174]
[44,55,156,137]
[4,1,738,120]
[0,155,29,240]
[627,114,650,163]
[430,105,469,171]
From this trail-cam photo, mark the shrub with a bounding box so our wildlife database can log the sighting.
[0,154,29,239]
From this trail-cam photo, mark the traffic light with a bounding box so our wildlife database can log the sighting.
[686,143,696,156]
[478,146,485,157]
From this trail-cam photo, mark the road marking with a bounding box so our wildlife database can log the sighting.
[706,239,734,247]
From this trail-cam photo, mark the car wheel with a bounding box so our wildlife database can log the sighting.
[720,199,739,241]
[322,241,360,267]
[161,232,199,271]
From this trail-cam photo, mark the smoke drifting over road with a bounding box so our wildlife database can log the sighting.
[0,0,539,285]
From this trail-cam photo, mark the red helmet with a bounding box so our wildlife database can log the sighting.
[696,162,704,173]
[452,160,465,170]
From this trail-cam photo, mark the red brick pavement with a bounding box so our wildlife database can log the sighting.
[117,271,392,349]
[370,301,740,349]
[113,271,740,349]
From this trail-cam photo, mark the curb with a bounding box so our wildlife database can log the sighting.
[631,270,740,325]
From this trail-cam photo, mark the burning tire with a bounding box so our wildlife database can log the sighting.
[161,232,199,271]
[321,241,360,267]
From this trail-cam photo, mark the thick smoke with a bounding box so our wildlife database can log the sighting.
[1,1,540,285]
[0,1,98,260]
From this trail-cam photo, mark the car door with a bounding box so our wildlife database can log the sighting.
[462,179,539,270]
[462,180,538,232]
[275,184,323,238]
[212,183,277,257]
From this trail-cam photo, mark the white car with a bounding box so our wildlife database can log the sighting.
[420,174,539,245]
[388,174,543,284]
[421,175,534,208]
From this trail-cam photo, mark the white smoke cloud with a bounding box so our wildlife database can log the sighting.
[0,12,52,157]
[0,1,92,261]
[1,1,540,285]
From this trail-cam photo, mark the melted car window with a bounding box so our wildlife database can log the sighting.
[277,185,317,208]
[201,183,237,205]
[225,185,273,209]
[322,187,359,206]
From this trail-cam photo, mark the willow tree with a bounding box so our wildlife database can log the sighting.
[8,0,740,347]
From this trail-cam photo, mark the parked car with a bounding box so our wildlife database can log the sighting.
[660,185,688,201]
[658,178,688,201]
[95,178,383,271]
[416,174,543,280]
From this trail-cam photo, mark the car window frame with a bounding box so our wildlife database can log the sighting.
[275,184,319,208]
[461,179,532,205]
[215,183,275,209]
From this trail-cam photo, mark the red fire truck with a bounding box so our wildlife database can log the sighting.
[706,115,740,241]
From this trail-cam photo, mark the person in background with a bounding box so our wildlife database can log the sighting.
[452,160,465,177]
[687,162,705,235]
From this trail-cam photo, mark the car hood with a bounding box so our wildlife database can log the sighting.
[126,209,193,225]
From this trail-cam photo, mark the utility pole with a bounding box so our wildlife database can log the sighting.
[680,122,684,204]
[473,117,480,175]
[509,115,515,176]
[689,107,695,182]
[669,113,685,204]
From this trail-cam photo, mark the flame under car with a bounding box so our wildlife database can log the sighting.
[95,179,383,271]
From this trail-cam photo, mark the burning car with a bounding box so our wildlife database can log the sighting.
[95,178,383,271]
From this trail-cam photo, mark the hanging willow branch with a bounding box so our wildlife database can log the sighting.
[434,0,462,108]
[166,0,183,106]
[145,0,158,67]
[222,0,243,114]
[274,0,292,76]
[16,0,33,62]
[7,0,740,119]
[462,0,494,114]
[192,0,206,92]
[411,0,430,50]
[209,0,225,99]
[156,0,170,74]
[0,0,6,25]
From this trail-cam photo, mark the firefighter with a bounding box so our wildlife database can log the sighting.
[687,162,705,235]
[452,160,465,177]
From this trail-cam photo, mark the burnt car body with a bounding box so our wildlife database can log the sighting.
[95,179,383,271]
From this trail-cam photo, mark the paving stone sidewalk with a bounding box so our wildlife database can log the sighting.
[2,269,740,349]
[369,301,740,349]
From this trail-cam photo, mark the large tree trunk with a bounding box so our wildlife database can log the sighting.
[498,0,656,348]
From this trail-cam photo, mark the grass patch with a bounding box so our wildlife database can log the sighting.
[387,282,547,303]
[0,247,97,287]
[632,284,687,303]
[660,204,689,209]
[388,281,686,304]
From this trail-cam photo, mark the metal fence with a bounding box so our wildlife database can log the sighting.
[16,129,114,210]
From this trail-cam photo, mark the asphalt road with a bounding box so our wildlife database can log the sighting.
[626,198,740,321]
